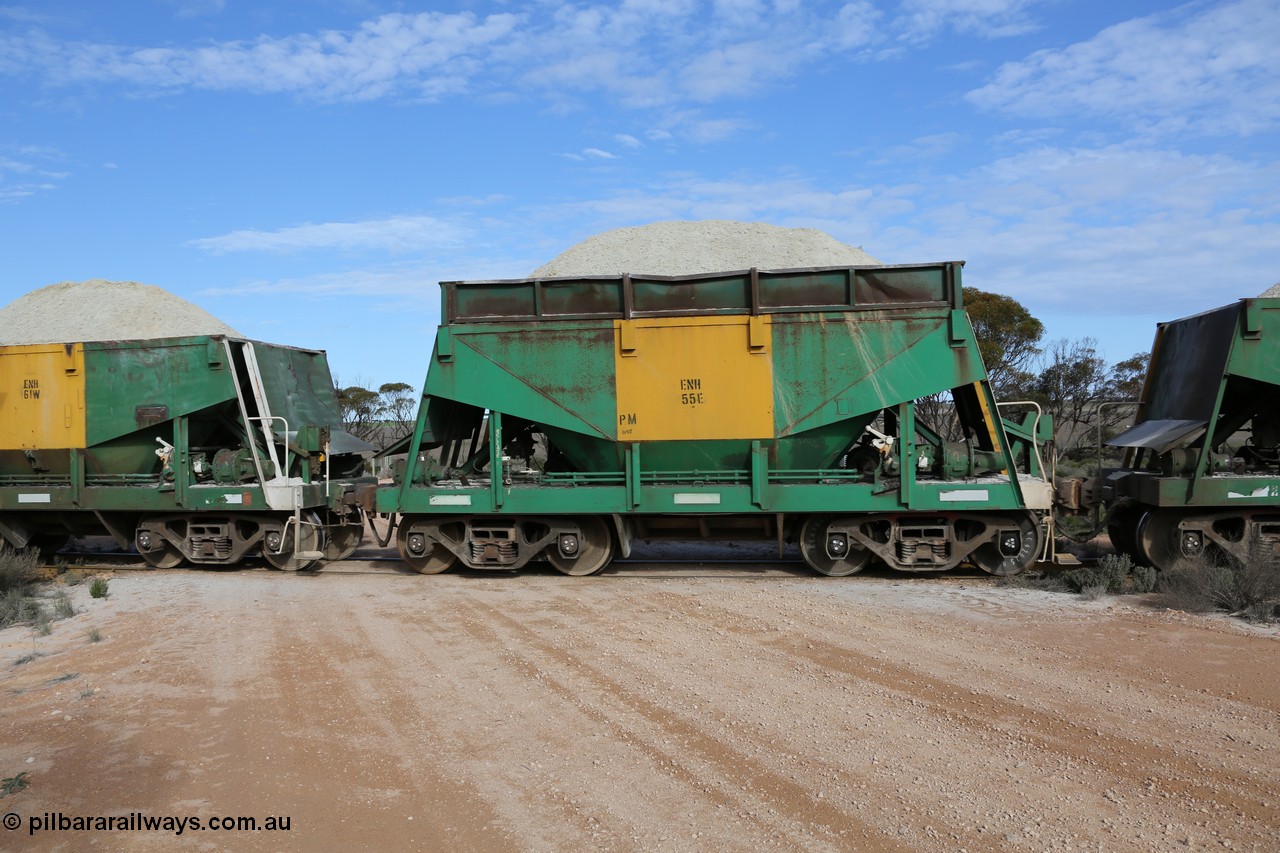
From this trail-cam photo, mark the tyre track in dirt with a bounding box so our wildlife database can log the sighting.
[786,635,1278,828]
[619,582,1280,851]
[3,570,1277,852]
[448,595,919,853]
[262,592,520,851]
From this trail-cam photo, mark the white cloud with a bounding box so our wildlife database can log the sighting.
[161,0,226,18]
[7,12,521,101]
[0,145,68,203]
[895,0,1038,43]
[613,134,644,148]
[0,1,1073,124]
[873,143,1280,314]
[832,1,882,48]
[199,266,440,300]
[711,0,768,29]
[874,132,966,163]
[0,3,895,109]
[0,7,58,24]
[647,110,753,144]
[188,215,467,254]
[681,40,796,101]
[510,142,1279,322]
[531,172,884,248]
[0,156,33,175]
[967,0,1280,135]
[685,117,752,143]
[557,148,620,161]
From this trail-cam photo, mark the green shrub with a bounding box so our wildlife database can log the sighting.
[1131,564,1159,594]
[999,569,1069,592]
[89,578,109,599]
[1,771,29,797]
[1157,560,1235,613]
[1063,554,1131,595]
[0,589,25,629]
[1078,584,1110,601]
[1157,544,1280,620]
[0,548,39,595]
[53,590,75,619]
[1,589,49,632]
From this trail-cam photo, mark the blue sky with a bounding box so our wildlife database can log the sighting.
[2,0,1277,390]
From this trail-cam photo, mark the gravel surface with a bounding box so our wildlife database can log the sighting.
[531,220,881,277]
[3,561,1276,852]
[1261,283,1280,297]
[0,280,241,345]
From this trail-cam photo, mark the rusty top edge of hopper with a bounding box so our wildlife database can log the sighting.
[440,262,965,325]
[0,334,327,356]
[441,261,965,286]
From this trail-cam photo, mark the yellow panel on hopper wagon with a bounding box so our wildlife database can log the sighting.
[613,315,773,441]
[0,344,87,449]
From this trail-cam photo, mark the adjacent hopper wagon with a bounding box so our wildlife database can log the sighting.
[1104,296,1280,570]
[0,335,373,569]
[368,262,1054,576]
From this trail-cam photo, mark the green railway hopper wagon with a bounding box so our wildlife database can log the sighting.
[0,336,374,570]
[1105,296,1280,570]
[374,262,1053,577]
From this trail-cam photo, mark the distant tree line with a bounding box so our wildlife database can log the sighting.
[952,289,1149,470]
[333,379,417,450]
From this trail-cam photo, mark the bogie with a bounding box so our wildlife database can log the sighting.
[797,511,1042,576]
[395,515,617,575]
[133,511,331,571]
[1133,508,1280,572]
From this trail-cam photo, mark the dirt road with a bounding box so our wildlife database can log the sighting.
[2,561,1277,852]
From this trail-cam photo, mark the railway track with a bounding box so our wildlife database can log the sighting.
[44,548,1055,581]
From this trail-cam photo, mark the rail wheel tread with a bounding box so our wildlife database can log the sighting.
[397,524,458,574]
[970,511,1041,576]
[798,515,871,577]
[264,511,325,572]
[546,516,614,576]
[140,543,184,569]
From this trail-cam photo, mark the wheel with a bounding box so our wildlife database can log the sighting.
[397,525,457,574]
[140,542,184,569]
[971,512,1042,576]
[323,510,364,561]
[1137,510,1207,571]
[263,512,325,571]
[1106,502,1143,560]
[136,526,184,569]
[546,517,614,576]
[799,515,871,576]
